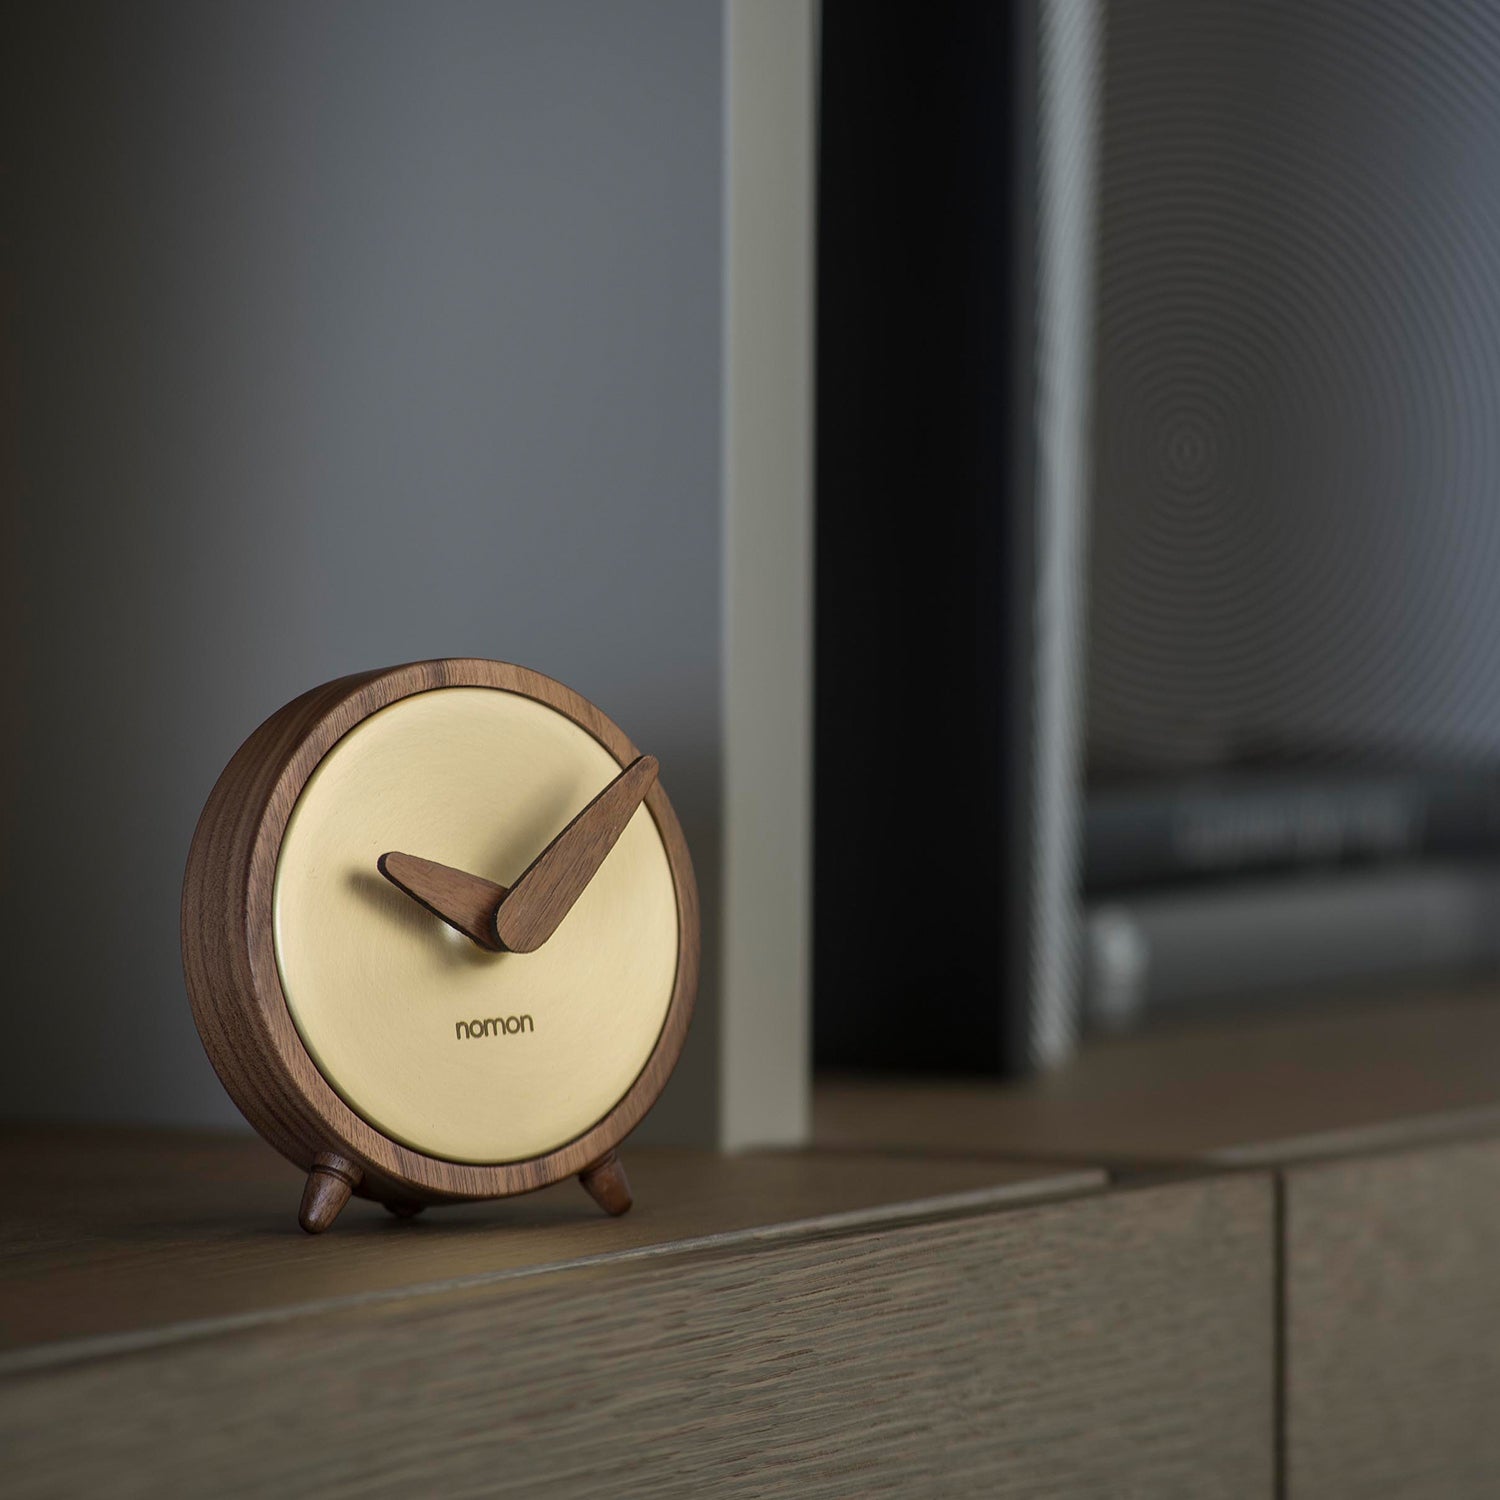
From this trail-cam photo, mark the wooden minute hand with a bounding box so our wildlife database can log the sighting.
[378,755,659,954]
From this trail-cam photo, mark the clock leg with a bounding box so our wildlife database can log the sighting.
[578,1150,633,1217]
[298,1152,363,1234]
[383,1198,426,1220]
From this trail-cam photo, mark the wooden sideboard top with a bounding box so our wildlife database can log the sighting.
[3,1166,1273,1500]
[0,1127,1100,1370]
[9,992,1500,1497]
[816,985,1500,1167]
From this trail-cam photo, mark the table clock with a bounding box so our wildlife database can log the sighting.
[181,659,699,1233]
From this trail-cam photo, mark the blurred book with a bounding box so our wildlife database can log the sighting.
[1086,773,1500,895]
[1084,864,1500,1033]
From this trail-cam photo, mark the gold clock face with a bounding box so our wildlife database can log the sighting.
[271,686,680,1164]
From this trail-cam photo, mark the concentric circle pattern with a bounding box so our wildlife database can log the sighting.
[1089,0,1500,772]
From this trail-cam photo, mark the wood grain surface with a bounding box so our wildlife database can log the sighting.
[1,1168,1272,1499]
[816,986,1500,1167]
[0,1127,1100,1361]
[1284,1137,1500,1499]
[180,659,700,1214]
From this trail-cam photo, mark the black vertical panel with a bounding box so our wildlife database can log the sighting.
[814,1,1038,1073]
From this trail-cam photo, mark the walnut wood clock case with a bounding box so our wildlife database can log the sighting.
[181,659,699,1233]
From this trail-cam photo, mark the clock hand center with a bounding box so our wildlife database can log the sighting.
[376,853,508,951]
[377,754,658,954]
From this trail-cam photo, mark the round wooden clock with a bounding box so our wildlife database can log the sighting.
[181,659,698,1233]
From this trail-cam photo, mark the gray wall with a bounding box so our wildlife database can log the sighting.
[3,1,725,1136]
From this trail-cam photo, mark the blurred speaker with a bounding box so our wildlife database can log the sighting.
[1083,0,1500,1026]
[1090,0,1500,776]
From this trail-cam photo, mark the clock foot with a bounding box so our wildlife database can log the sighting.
[578,1150,632,1217]
[383,1198,426,1220]
[299,1152,363,1234]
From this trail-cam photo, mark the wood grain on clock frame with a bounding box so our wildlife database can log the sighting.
[181,658,700,1224]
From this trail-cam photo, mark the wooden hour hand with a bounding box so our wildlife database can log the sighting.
[379,754,658,954]
[377,851,508,950]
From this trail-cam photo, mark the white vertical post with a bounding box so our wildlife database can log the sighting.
[720,0,817,1148]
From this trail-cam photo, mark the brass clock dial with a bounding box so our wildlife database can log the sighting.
[181,660,699,1233]
[273,686,678,1165]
